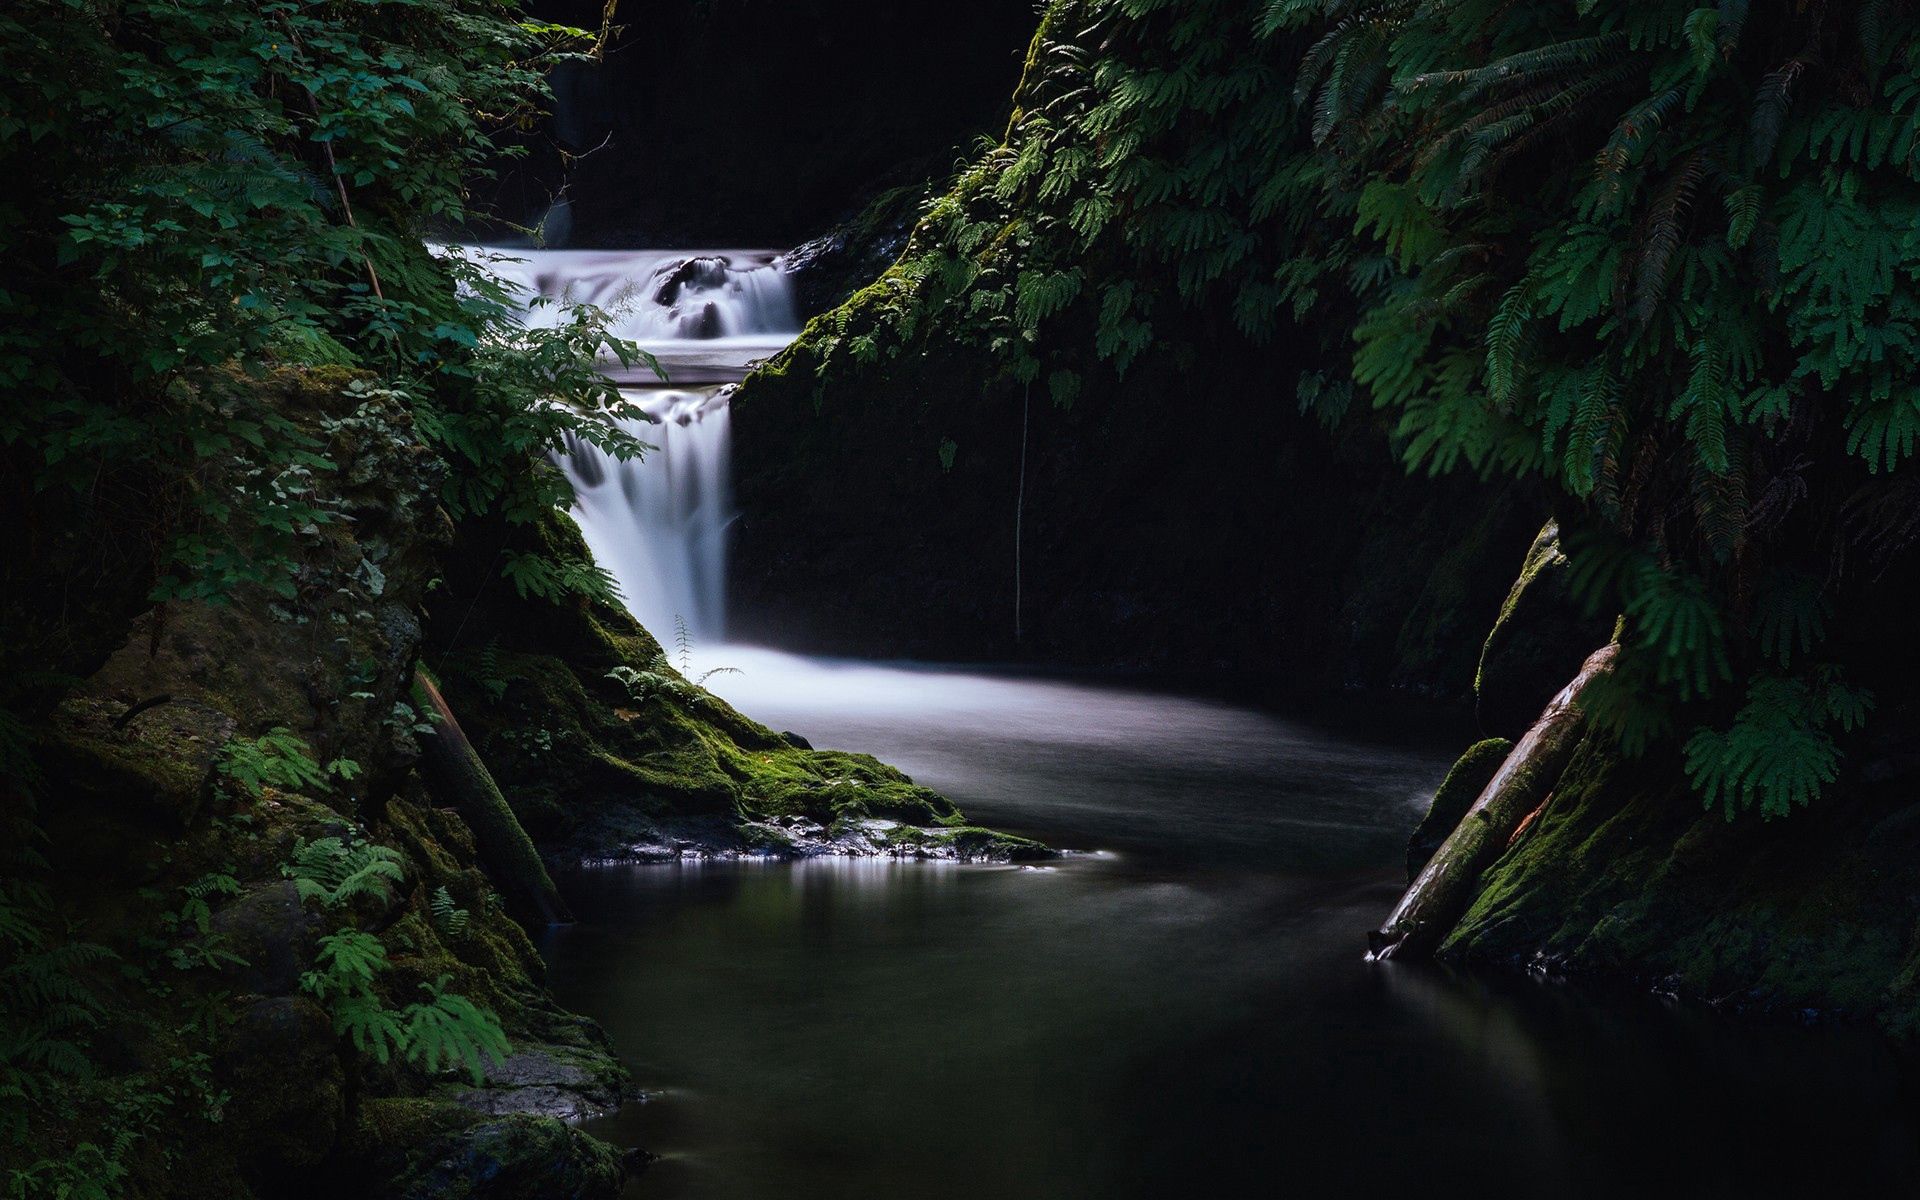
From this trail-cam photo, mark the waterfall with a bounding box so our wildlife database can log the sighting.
[468,248,798,381]
[451,246,800,643]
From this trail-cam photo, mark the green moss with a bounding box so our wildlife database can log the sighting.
[1472,521,1616,737]
[348,1096,484,1166]
[1443,732,1920,1027]
[426,507,1039,862]
[1406,737,1511,880]
[15,366,631,1193]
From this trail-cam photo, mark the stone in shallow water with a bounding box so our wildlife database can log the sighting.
[451,1047,626,1123]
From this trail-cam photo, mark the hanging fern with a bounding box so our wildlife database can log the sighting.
[1686,671,1874,819]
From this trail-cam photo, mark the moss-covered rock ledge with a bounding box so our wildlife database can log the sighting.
[14,369,638,1198]
[1402,527,1920,1036]
[422,509,1049,867]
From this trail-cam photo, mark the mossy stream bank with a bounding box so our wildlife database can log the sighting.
[8,367,1031,1198]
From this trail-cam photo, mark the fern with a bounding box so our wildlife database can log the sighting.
[217,727,330,798]
[429,886,470,938]
[331,992,407,1063]
[499,549,621,606]
[285,836,406,909]
[301,929,390,1003]
[1685,671,1874,819]
[173,872,242,936]
[475,639,512,703]
[400,976,510,1085]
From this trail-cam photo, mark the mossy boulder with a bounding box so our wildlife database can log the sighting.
[1441,733,1920,1031]
[216,996,344,1176]
[392,1115,632,1200]
[784,179,935,317]
[1406,737,1511,880]
[208,881,323,996]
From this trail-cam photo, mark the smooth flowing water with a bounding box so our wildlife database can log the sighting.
[545,655,1920,1199]
[478,247,1919,1197]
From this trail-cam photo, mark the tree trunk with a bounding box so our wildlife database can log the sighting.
[1369,642,1617,962]
[412,669,573,926]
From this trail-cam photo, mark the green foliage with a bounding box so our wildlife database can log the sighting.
[605,622,739,707]
[429,886,471,938]
[0,718,143,1195]
[303,929,392,1005]
[829,0,1920,813]
[290,840,507,1085]
[400,976,510,1085]
[284,836,406,909]
[1686,670,1874,820]
[500,548,623,607]
[169,873,242,939]
[1,0,640,606]
[216,727,337,798]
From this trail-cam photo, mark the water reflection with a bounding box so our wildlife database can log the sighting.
[541,660,1920,1199]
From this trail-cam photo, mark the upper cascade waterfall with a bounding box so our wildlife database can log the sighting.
[455,246,801,643]
[476,248,798,349]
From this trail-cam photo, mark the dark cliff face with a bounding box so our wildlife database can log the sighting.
[729,327,1543,700]
[491,1,1037,247]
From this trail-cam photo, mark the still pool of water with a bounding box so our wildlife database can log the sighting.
[541,650,1920,1198]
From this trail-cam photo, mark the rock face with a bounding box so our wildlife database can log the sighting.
[482,0,1038,246]
[1440,733,1920,1032]
[1412,518,1920,1033]
[729,317,1541,698]
[782,181,932,318]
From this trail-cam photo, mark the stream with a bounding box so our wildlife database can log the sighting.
[471,246,1920,1198]
[545,652,1919,1199]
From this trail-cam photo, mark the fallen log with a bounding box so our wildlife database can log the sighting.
[1369,642,1617,962]
[412,668,573,926]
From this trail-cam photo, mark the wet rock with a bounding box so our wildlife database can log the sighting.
[210,880,322,995]
[396,1115,629,1200]
[679,301,724,339]
[217,996,343,1174]
[452,1048,625,1122]
[653,255,731,306]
